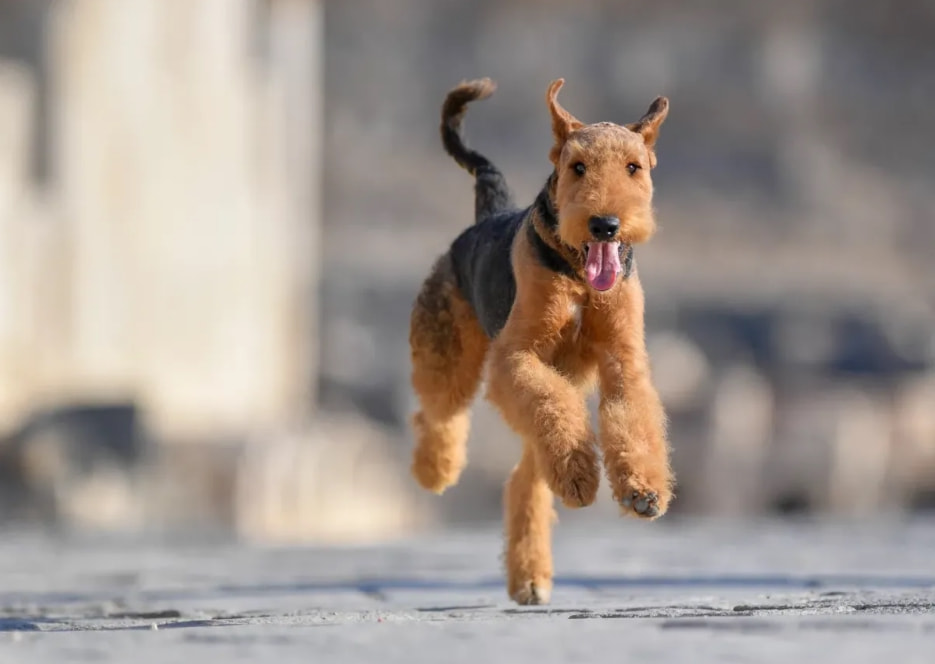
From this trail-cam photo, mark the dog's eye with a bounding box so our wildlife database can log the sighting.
[572,162,586,176]
[627,162,641,176]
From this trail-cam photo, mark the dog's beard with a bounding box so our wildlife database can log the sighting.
[584,242,622,291]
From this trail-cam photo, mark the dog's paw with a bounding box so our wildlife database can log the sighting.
[620,489,663,518]
[614,477,672,519]
[410,412,465,494]
[546,446,600,508]
[410,457,459,494]
[510,579,552,606]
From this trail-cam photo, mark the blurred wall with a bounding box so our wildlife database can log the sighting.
[0,0,319,439]
[0,0,373,538]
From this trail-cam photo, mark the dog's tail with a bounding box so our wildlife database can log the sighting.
[441,78,498,174]
[441,78,513,221]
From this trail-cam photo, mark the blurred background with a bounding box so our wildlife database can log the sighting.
[0,0,933,543]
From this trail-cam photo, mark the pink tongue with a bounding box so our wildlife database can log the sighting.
[585,242,622,291]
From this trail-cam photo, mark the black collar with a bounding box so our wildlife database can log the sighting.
[527,220,578,279]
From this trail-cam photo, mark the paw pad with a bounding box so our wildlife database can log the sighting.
[620,490,659,517]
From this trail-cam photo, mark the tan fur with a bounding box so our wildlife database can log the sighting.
[409,78,674,605]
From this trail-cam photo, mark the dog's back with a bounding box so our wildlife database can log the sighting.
[441,79,529,338]
[449,210,522,339]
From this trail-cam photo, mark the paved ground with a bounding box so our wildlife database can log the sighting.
[0,518,933,663]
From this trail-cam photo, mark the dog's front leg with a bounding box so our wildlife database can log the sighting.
[487,339,599,509]
[595,277,674,518]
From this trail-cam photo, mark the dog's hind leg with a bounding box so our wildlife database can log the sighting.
[409,254,489,494]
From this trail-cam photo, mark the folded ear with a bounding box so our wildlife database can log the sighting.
[546,79,584,164]
[627,96,669,167]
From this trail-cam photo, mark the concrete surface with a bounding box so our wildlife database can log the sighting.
[0,518,933,663]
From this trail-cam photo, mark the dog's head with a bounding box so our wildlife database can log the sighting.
[545,79,668,292]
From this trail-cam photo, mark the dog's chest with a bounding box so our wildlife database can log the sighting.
[557,300,589,350]
[548,299,601,378]
[557,295,612,352]
[567,302,583,334]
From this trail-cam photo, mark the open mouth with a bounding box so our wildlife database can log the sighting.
[584,242,622,291]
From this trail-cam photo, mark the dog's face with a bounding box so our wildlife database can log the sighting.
[546,79,668,292]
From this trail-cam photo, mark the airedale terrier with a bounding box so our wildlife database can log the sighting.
[409,77,674,605]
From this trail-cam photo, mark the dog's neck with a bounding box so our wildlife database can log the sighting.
[529,172,578,279]
[533,171,560,232]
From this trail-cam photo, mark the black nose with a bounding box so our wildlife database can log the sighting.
[588,215,620,240]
